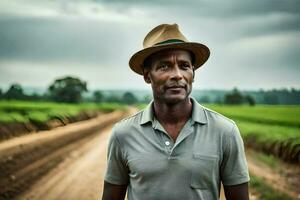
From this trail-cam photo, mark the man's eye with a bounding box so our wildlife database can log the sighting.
[180,63,191,69]
[158,64,169,70]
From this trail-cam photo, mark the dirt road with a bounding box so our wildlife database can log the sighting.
[18,125,112,200]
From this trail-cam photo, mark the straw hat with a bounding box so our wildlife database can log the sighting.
[129,23,210,75]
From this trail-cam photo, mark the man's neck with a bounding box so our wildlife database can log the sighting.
[153,97,193,124]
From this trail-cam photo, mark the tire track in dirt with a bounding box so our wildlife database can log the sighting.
[18,126,112,200]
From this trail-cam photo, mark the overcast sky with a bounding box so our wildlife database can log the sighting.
[0,0,299,91]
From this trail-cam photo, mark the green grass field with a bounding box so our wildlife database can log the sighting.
[235,120,299,144]
[0,100,126,124]
[205,104,300,162]
[206,104,300,127]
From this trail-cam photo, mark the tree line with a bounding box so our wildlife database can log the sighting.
[1,76,300,105]
[197,88,300,105]
[0,76,139,104]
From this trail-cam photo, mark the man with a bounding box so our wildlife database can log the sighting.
[102,24,250,200]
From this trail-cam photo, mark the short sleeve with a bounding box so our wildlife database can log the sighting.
[221,124,250,186]
[104,126,129,185]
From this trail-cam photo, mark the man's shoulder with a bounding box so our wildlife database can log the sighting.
[113,109,144,133]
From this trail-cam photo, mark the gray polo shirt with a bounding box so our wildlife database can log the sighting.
[104,98,250,200]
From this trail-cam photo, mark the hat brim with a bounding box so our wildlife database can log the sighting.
[129,42,210,75]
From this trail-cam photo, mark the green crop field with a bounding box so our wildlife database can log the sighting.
[0,100,126,124]
[205,104,300,163]
[206,104,300,127]
[235,120,299,143]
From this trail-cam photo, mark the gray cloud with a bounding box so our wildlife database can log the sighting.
[0,0,299,89]
[97,0,300,16]
[95,0,300,41]
[0,17,144,66]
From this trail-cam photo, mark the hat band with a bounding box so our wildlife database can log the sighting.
[154,39,185,46]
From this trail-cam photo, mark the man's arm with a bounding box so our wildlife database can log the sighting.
[102,181,127,200]
[223,182,249,200]
[221,124,250,200]
[103,127,129,200]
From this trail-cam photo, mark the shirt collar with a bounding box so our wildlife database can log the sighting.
[140,97,207,125]
[190,97,207,124]
[140,100,154,125]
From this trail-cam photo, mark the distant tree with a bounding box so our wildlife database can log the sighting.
[291,88,298,94]
[93,90,104,103]
[198,96,210,103]
[263,92,278,105]
[0,88,2,99]
[224,88,244,105]
[244,95,255,106]
[290,88,300,104]
[28,93,43,101]
[4,83,25,100]
[214,96,223,104]
[48,76,87,103]
[105,95,121,103]
[122,92,138,105]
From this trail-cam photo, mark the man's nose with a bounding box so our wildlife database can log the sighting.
[170,66,183,80]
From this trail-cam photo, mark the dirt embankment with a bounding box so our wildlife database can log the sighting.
[244,136,300,164]
[0,110,128,200]
[247,149,300,199]
[0,110,101,141]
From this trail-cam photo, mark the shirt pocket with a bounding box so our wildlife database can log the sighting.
[190,153,218,189]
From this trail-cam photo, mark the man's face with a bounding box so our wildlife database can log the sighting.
[143,49,194,104]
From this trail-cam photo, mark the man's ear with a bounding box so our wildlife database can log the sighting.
[143,68,151,84]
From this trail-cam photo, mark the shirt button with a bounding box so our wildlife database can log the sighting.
[165,141,170,146]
